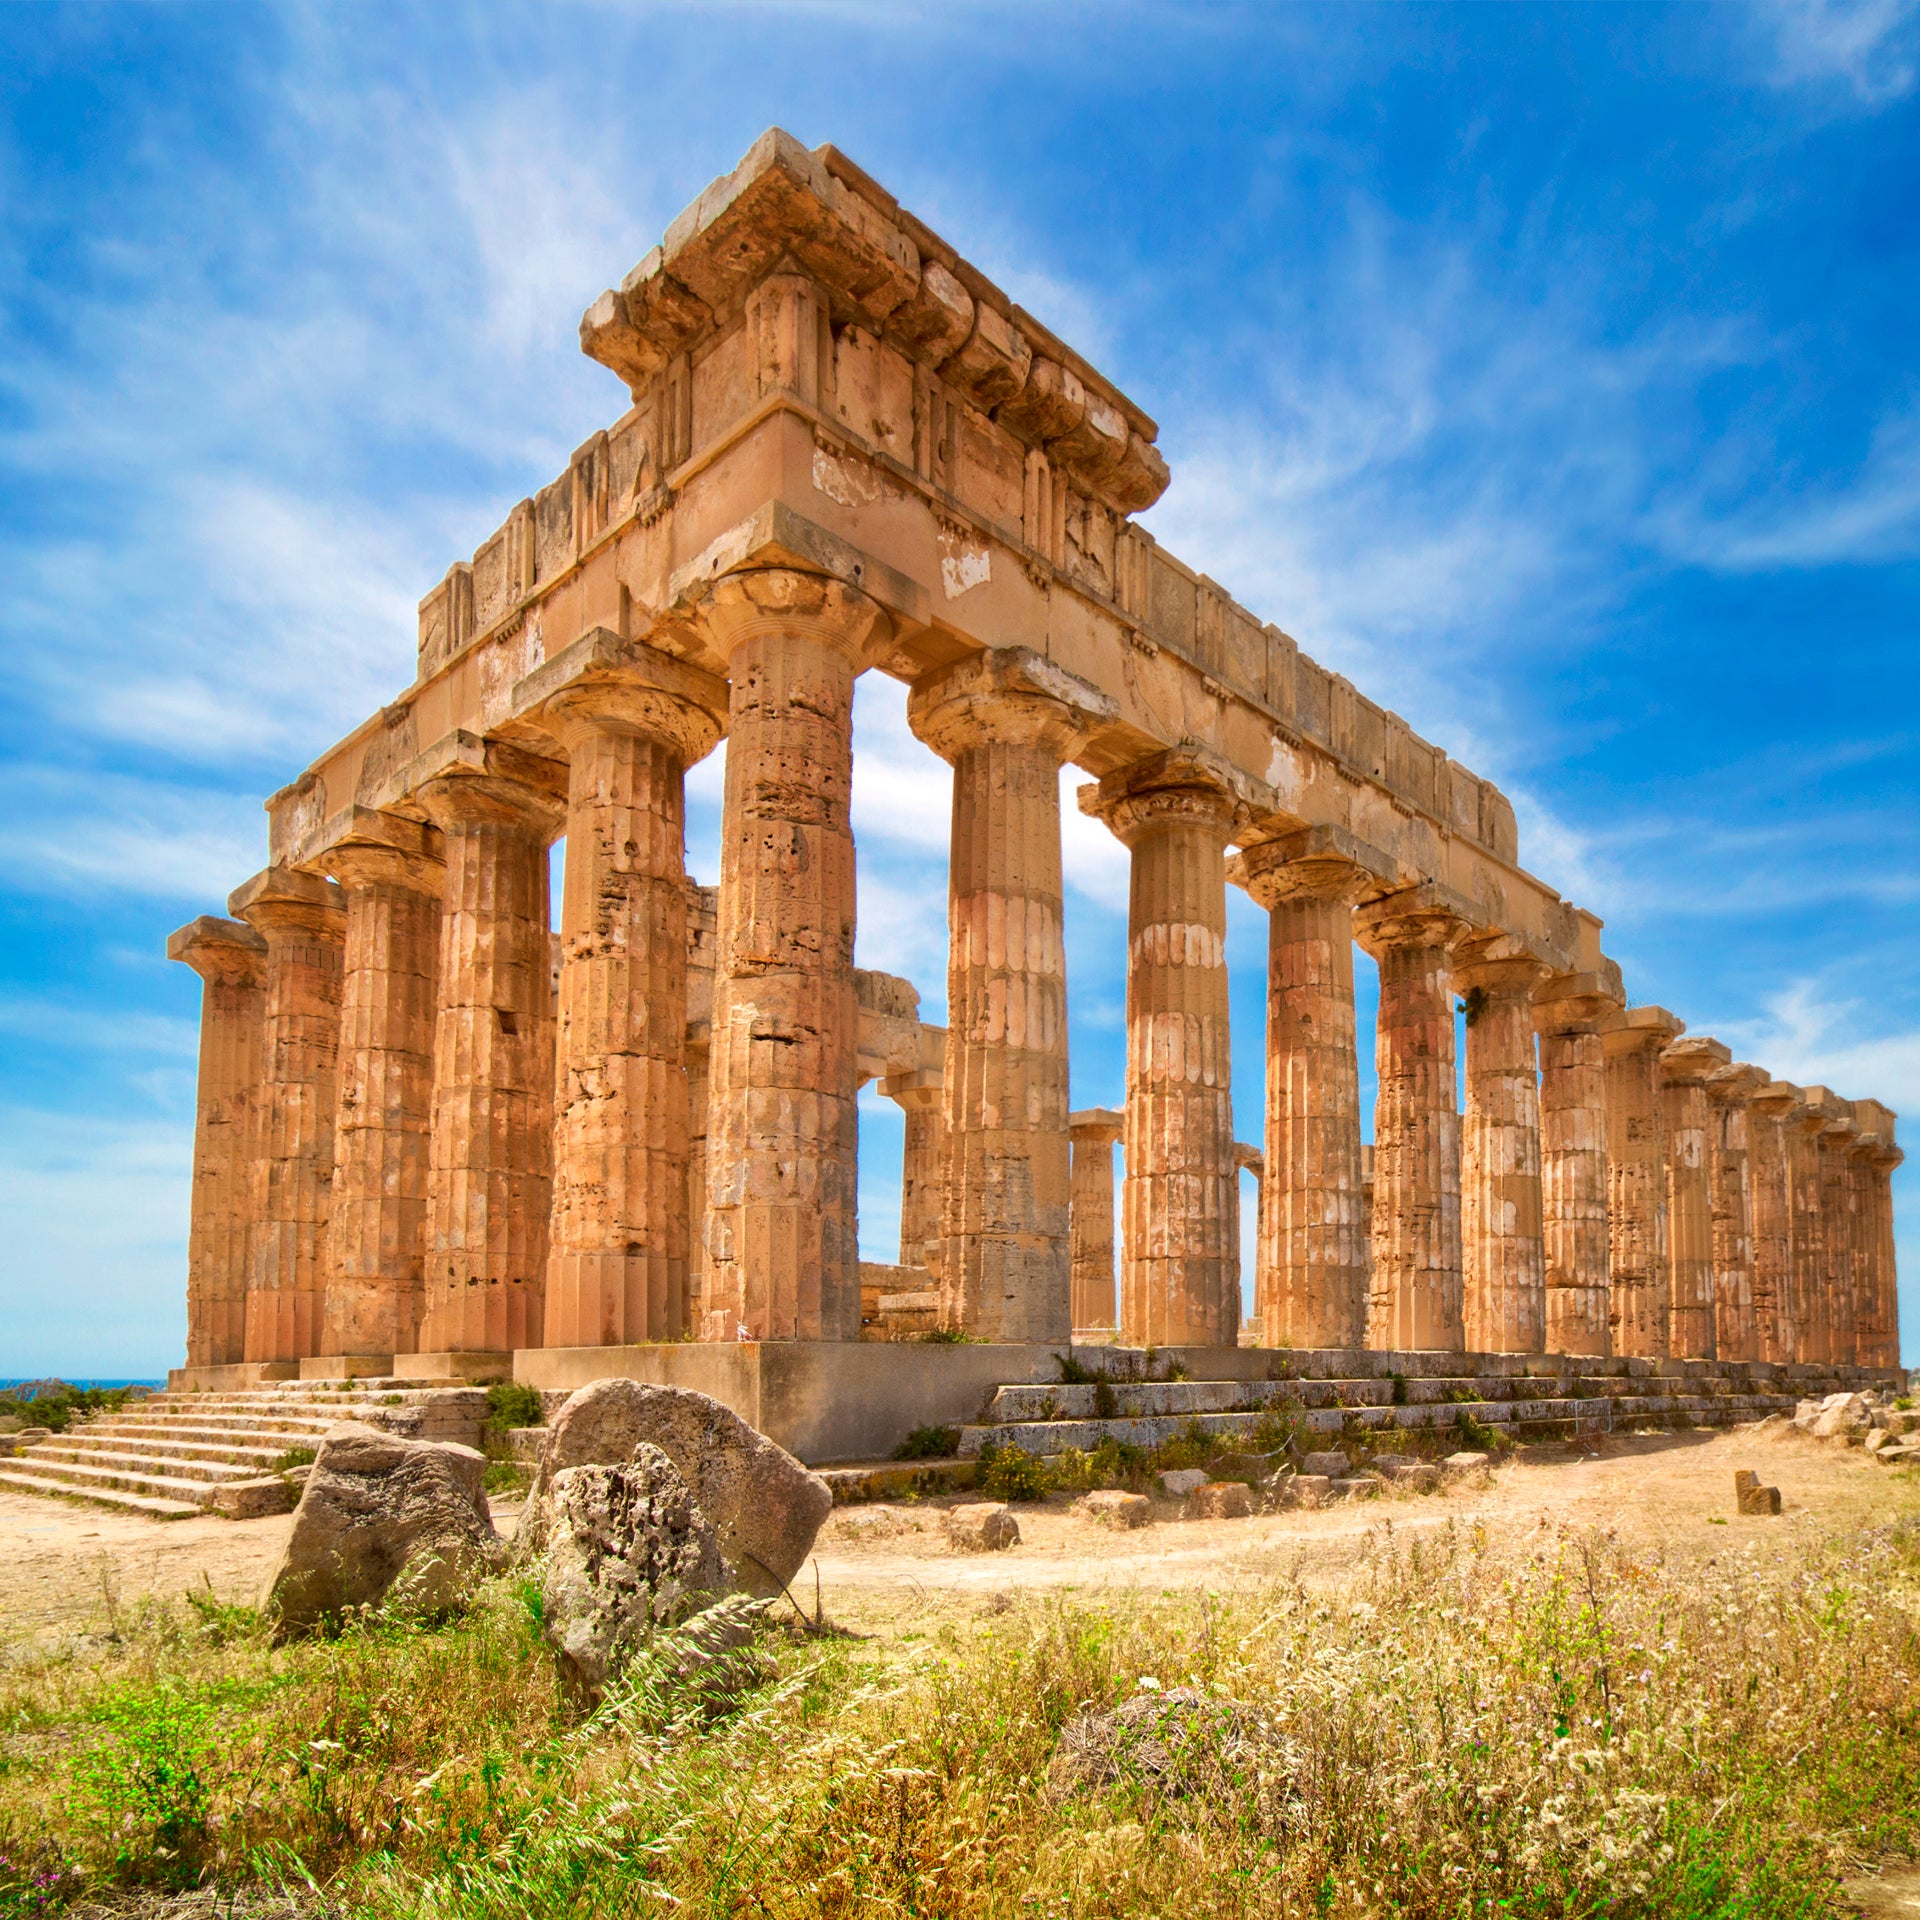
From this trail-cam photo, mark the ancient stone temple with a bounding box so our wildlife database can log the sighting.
[169,130,1904,1426]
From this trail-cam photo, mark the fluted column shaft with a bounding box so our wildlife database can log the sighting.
[1786,1110,1828,1362]
[1238,840,1370,1351]
[1601,1009,1682,1358]
[1659,1037,1725,1360]
[417,772,561,1355]
[910,653,1101,1342]
[1069,1110,1122,1333]
[541,670,723,1349]
[1841,1142,1877,1367]
[1457,950,1549,1355]
[1815,1113,1859,1366]
[1746,1085,1800,1363]
[231,869,347,1364]
[887,1080,947,1274]
[169,917,269,1368]
[1533,975,1618,1359]
[1705,1064,1764,1364]
[1864,1144,1903,1369]
[698,570,888,1342]
[1084,755,1240,1348]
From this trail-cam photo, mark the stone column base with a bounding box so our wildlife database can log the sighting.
[298,1354,396,1381]
[166,1360,300,1391]
[404,1350,515,1383]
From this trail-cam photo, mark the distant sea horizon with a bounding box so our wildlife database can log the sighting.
[0,1378,168,1392]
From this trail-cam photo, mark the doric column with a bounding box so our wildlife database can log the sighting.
[909,650,1108,1342]
[1235,1141,1264,1341]
[1705,1062,1766,1364]
[1234,827,1386,1352]
[684,880,719,1330]
[1068,1108,1123,1335]
[1658,1036,1728,1360]
[883,1022,948,1275]
[1860,1125,1903,1371]
[697,568,890,1342]
[1082,750,1243,1348]
[524,646,727,1349]
[415,744,566,1357]
[1842,1133,1879,1367]
[1355,887,1471,1352]
[167,915,269,1368]
[1532,970,1621,1358]
[1599,1006,1684,1358]
[314,813,444,1362]
[1746,1081,1802,1363]
[1806,1090,1859,1366]
[229,867,347,1364]
[1785,1098,1829,1362]
[1454,936,1550,1356]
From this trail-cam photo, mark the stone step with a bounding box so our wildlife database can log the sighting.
[0,1466,203,1520]
[74,1415,339,1444]
[0,1452,220,1507]
[29,1442,271,1485]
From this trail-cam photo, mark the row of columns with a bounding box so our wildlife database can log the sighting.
[174,570,1901,1371]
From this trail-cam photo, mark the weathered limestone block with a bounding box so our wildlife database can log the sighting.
[1659,1035,1728,1361]
[883,1022,948,1276]
[1068,1108,1123,1335]
[1706,1062,1767,1365]
[168,916,269,1370]
[697,569,891,1342]
[317,813,445,1361]
[1455,938,1550,1357]
[909,650,1110,1342]
[1732,1469,1782,1517]
[1282,1473,1332,1509]
[260,1422,501,1638]
[539,1447,726,1700]
[1356,886,1470,1353]
[1533,969,1622,1360]
[205,1476,295,1519]
[524,1378,832,1597]
[416,751,566,1356]
[1747,1081,1804,1363]
[1186,1480,1253,1520]
[1301,1449,1350,1478]
[1073,1489,1151,1528]
[1234,828,1391,1353]
[1158,1467,1210,1497]
[1859,1123,1904,1372]
[946,1502,1020,1551]
[231,867,348,1365]
[1442,1450,1493,1477]
[1810,1391,1871,1440]
[1083,751,1245,1349]
[527,645,727,1348]
[1601,1007,1684,1358]
[1805,1089,1860,1366]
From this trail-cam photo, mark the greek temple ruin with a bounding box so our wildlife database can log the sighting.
[164,131,1904,1449]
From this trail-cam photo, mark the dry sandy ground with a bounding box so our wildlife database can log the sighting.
[1,1419,1913,1648]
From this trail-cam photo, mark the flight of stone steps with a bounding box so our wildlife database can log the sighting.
[954,1350,1893,1464]
[0,1381,488,1520]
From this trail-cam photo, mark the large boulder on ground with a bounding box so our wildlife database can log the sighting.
[1812,1393,1873,1441]
[946,1501,1020,1551]
[261,1422,501,1639]
[522,1380,832,1598]
[540,1444,726,1700]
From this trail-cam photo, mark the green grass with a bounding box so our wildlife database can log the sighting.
[891,1425,960,1461]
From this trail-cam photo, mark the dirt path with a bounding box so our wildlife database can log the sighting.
[1,1422,1911,1646]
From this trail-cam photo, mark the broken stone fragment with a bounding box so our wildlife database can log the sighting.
[1157,1468,1209,1498]
[1329,1476,1381,1502]
[1186,1481,1253,1521]
[946,1501,1020,1551]
[1811,1394,1872,1441]
[204,1476,294,1519]
[1442,1450,1493,1477]
[1282,1473,1333,1510]
[1733,1469,1783,1516]
[1301,1449,1350,1478]
[1073,1490,1151,1529]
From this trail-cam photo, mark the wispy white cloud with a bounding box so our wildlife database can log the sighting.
[0,996,197,1061]
[1716,979,1920,1113]
[1756,0,1919,104]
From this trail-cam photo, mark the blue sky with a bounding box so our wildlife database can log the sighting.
[2,1,1915,1375]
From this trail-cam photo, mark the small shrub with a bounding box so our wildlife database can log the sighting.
[977,1441,1048,1502]
[1458,984,1489,1027]
[483,1460,530,1496]
[920,1327,972,1344]
[1146,1420,1222,1475]
[1390,1371,1409,1406]
[891,1425,959,1461]
[269,1445,316,1475]
[68,1682,217,1887]
[1054,1352,1094,1385]
[1091,1374,1118,1420]
[1249,1408,1300,1456]
[486,1381,544,1432]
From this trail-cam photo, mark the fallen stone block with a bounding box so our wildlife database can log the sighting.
[1158,1468,1209,1498]
[261,1422,502,1640]
[1873,1442,1920,1469]
[1301,1450,1350,1479]
[508,1426,546,1461]
[1186,1481,1253,1521]
[1329,1476,1381,1501]
[832,1503,926,1541]
[1812,1393,1872,1441]
[1383,1462,1441,1494]
[1733,1469,1783,1516]
[205,1476,294,1519]
[946,1501,1020,1551]
[1073,1490,1151,1529]
[1281,1473,1332,1510]
[1884,1409,1920,1438]
[1442,1451,1492,1477]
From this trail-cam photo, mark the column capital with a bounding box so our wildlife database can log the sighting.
[411,733,569,837]
[1533,965,1626,1036]
[1068,1106,1124,1146]
[1077,746,1252,849]
[1452,931,1553,1000]
[1353,881,1475,959]
[1867,1143,1905,1175]
[907,647,1115,764]
[694,566,892,668]
[167,914,268,986]
[314,808,446,897]
[1600,1003,1685,1060]
[1229,823,1399,910]
[1706,1062,1769,1108]
[1750,1081,1809,1126]
[514,629,727,765]
[1849,1097,1898,1149]
[228,865,347,938]
[1658,1034,1732,1088]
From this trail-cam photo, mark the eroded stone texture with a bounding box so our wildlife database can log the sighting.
[1659,1036,1729,1361]
[684,881,719,1327]
[1601,1007,1683,1358]
[1068,1108,1123,1334]
[317,814,444,1361]
[1356,887,1469,1353]
[534,654,726,1349]
[416,757,565,1356]
[231,867,348,1364]
[1235,831,1382,1352]
[697,569,890,1342]
[168,916,269,1368]
[1858,1114,1903,1370]
[1805,1089,1859,1367]
[1455,940,1550,1357]
[1083,752,1242,1348]
[1746,1081,1803,1363]
[1532,970,1621,1359]
[1706,1062,1766,1364]
[1786,1098,1830,1363]
[883,1023,947,1275]
[909,650,1107,1341]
